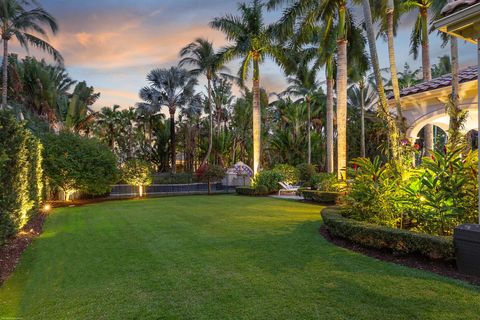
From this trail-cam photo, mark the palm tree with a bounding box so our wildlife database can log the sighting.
[281,54,322,165]
[96,105,121,149]
[268,0,369,179]
[0,0,63,109]
[210,0,283,174]
[431,0,462,148]
[139,67,197,173]
[364,0,407,135]
[403,0,434,151]
[179,38,226,168]
[348,80,377,158]
[211,77,234,133]
[361,0,400,161]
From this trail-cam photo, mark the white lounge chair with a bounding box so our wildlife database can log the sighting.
[278,182,299,196]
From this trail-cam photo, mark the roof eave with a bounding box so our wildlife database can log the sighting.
[434,3,480,43]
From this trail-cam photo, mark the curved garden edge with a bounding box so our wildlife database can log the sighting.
[320,207,480,287]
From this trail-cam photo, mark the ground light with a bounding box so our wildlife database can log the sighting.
[43,204,51,212]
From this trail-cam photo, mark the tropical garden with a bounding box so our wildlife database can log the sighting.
[1,0,480,317]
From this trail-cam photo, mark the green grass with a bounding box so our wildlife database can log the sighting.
[0,195,479,319]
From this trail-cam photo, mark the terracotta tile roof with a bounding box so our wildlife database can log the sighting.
[388,66,478,99]
[441,0,480,16]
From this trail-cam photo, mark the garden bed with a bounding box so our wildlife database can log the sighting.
[321,208,480,286]
[0,212,47,285]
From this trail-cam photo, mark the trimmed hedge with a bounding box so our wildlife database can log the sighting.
[0,112,44,244]
[236,186,269,196]
[321,208,454,261]
[301,190,341,204]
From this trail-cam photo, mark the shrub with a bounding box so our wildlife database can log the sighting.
[236,187,257,196]
[122,159,153,196]
[314,173,340,192]
[255,185,269,196]
[322,208,454,261]
[301,190,341,204]
[402,149,478,236]
[296,163,317,182]
[272,164,299,185]
[252,170,284,193]
[346,157,403,228]
[0,111,43,244]
[43,132,119,200]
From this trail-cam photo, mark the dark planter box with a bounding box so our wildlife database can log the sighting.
[454,224,480,277]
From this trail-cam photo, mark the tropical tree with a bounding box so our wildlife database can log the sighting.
[210,77,234,133]
[0,0,63,109]
[348,80,377,158]
[210,0,283,174]
[268,0,369,179]
[361,0,401,162]
[65,81,100,133]
[139,67,197,173]
[396,63,421,89]
[403,0,434,151]
[281,53,322,165]
[431,55,451,78]
[179,38,226,167]
[95,105,121,149]
[365,0,407,135]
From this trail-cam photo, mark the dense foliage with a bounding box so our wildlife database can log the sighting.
[0,111,43,244]
[252,170,285,193]
[42,132,118,200]
[347,149,479,236]
[121,159,153,189]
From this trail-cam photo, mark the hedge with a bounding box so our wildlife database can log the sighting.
[0,111,44,244]
[236,186,268,196]
[321,208,455,261]
[301,190,341,204]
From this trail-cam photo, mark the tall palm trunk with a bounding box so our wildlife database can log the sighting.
[362,0,399,160]
[336,2,348,181]
[420,6,434,153]
[336,40,347,180]
[360,83,366,158]
[326,63,334,173]
[307,97,311,164]
[447,35,461,147]
[252,58,261,174]
[169,109,176,174]
[386,0,406,135]
[201,77,213,167]
[2,38,8,109]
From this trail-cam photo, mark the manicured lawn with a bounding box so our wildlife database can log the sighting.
[0,195,479,319]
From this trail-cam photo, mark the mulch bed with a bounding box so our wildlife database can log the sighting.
[320,225,480,287]
[0,212,47,286]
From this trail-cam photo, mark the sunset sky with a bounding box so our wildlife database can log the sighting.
[16,0,478,109]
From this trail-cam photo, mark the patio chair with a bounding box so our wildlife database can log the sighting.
[278,182,300,196]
